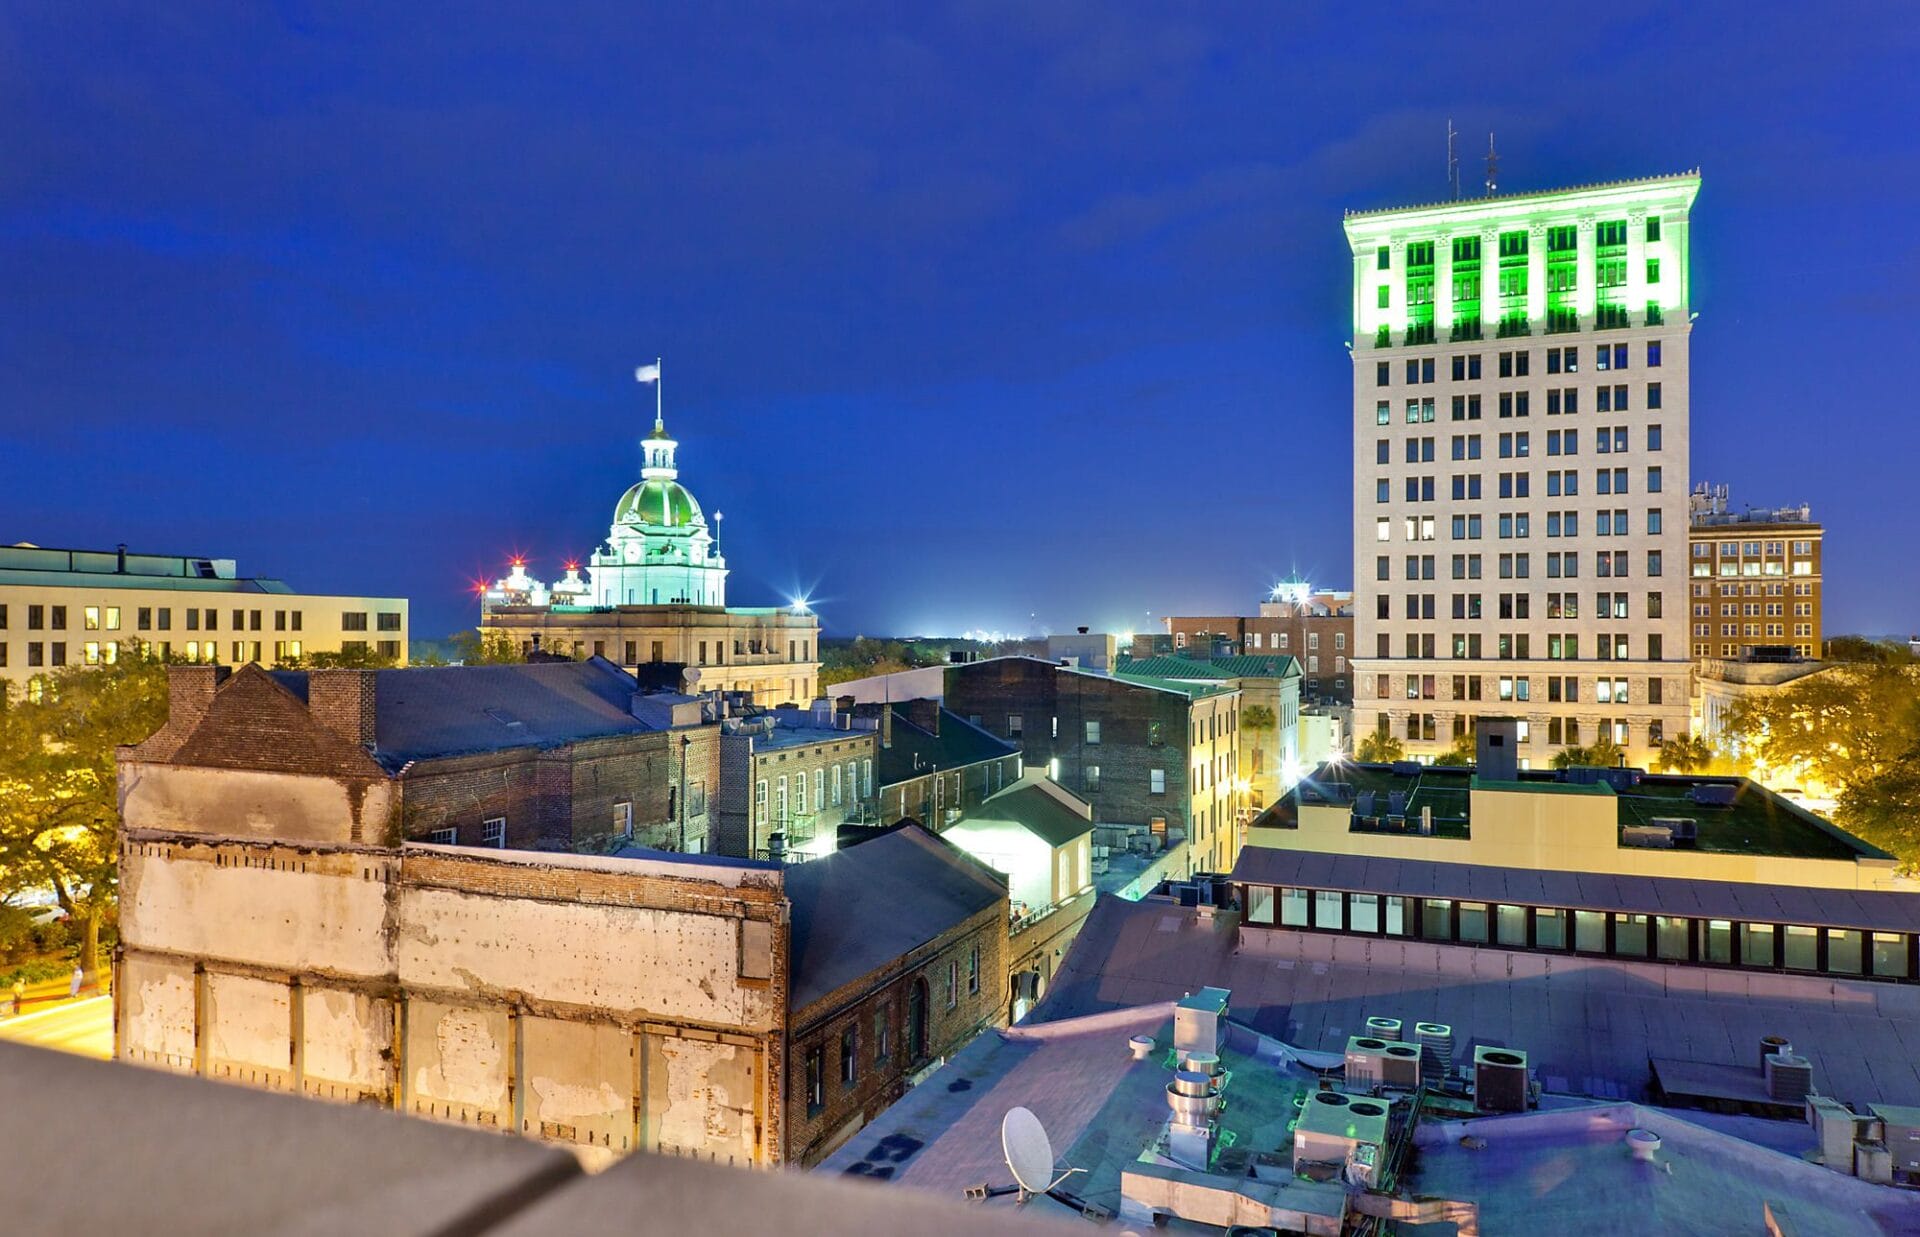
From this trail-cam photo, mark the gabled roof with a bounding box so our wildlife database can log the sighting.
[963,775,1095,848]
[271,658,658,771]
[1101,670,1236,700]
[783,826,1007,1012]
[876,704,1017,786]
[133,663,387,779]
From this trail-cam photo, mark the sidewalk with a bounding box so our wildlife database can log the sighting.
[2,973,112,1019]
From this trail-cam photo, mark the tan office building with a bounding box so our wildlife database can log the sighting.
[0,542,406,697]
[1347,172,1699,767]
[1687,484,1822,660]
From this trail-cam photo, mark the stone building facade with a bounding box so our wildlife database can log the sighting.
[945,657,1242,875]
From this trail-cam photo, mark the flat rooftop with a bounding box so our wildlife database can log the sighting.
[1034,898,1920,1111]
[1343,169,1701,222]
[1274,763,1878,862]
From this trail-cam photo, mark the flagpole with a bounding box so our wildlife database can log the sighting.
[656,355,663,428]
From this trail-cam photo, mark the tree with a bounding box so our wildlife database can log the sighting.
[0,646,170,981]
[1723,661,1920,864]
[1240,705,1276,731]
[1823,635,1915,666]
[1430,732,1477,766]
[1355,724,1404,764]
[1654,733,1715,774]
[288,645,399,670]
[1550,736,1624,771]
[446,628,527,665]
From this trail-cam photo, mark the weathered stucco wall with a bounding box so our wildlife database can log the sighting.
[118,827,789,1163]
[120,762,396,846]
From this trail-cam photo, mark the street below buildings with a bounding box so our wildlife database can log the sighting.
[0,995,111,1060]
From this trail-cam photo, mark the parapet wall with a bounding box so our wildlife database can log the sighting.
[117,831,790,1165]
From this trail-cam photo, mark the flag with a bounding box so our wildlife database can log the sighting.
[634,362,661,384]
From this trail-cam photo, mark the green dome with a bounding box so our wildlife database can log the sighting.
[614,479,703,529]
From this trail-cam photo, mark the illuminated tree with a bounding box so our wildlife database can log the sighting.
[1240,705,1276,731]
[0,645,170,981]
[446,628,528,665]
[1550,736,1624,770]
[1653,733,1716,774]
[1355,723,1404,764]
[1430,732,1477,766]
[1724,661,1920,864]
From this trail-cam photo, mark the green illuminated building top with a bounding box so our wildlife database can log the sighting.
[1343,171,1700,349]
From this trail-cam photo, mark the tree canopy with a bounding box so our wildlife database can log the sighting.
[1723,660,1920,864]
[1355,725,1404,764]
[0,646,171,978]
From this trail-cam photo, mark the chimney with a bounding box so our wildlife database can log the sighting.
[116,543,128,574]
[309,669,378,748]
[904,697,941,737]
[166,664,231,732]
[880,704,893,749]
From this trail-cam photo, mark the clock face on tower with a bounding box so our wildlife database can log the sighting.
[624,542,641,562]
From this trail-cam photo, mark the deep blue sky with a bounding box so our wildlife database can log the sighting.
[5,5,1918,641]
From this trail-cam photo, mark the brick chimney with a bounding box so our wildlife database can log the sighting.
[904,697,941,737]
[308,669,378,748]
[166,664,231,732]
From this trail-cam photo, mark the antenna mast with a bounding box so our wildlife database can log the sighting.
[1485,131,1499,196]
[1447,119,1460,200]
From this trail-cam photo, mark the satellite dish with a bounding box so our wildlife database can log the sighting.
[1001,1106,1083,1200]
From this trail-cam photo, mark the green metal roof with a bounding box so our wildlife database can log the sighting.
[1117,654,1301,681]
[613,478,702,529]
[1106,671,1235,700]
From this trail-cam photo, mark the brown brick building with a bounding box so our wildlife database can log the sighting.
[862,699,1025,829]
[1159,590,1356,704]
[944,657,1241,875]
[714,706,879,862]
[224,659,722,853]
[1688,485,1824,661]
[781,826,1008,1166]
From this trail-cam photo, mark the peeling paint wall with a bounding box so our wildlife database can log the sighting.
[520,1016,633,1151]
[647,1032,758,1163]
[120,763,395,846]
[118,955,196,1072]
[300,987,393,1102]
[203,971,292,1090]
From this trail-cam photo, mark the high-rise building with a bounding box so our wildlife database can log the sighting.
[1346,173,1699,766]
[1687,483,1823,660]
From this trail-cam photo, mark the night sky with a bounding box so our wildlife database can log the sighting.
[5,6,1917,642]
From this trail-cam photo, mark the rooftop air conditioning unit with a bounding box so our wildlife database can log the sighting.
[1807,1096,1869,1171]
[1364,1015,1402,1040]
[1292,1091,1391,1187]
[1415,1023,1454,1077]
[1474,1046,1530,1113]
[1871,1104,1920,1174]
[1766,1052,1814,1105]
[1622,824,1674,848]
[1345,1036,1422,1090]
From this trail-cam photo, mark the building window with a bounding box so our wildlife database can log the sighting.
[1350,894,1380,934]
[428,828,457,845]
[1007,713,1023,738]
[614,801,633,838]
[945,959,959,1009]
[806,1046,824,1115]
[1084,720,1101,745]
[481,818,506,847]
[968,944,981,995]
[1246,886,1275,925]
[840,1026,858,1086]
[1084,765,1101,794]
[1280,887,1309,927]
[875,1008,892,1062]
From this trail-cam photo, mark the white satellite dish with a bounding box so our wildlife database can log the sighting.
[1001,1106,1081,1201]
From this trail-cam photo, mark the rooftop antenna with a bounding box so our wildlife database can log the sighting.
[1447,118,1460,200]
[1485,131,1499,196]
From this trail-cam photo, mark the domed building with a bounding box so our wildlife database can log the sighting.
[589,413,728,608]
[480,370,819,706]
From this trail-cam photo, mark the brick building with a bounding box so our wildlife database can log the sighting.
[1688,483,1824,661]
[944,657,1242,875]
[1113,654,1302,812]
[781,826,1007,1166]
[714,704,879,862]
[1160,586,1355,704]
[861,699,1025,829]
[235,659,720,853]
[114,666,1007,1168]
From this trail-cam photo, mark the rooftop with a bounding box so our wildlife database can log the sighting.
[963,774,1096,848]
[1096,669,1237,701]
[1115,655,1302,682]
[270,659,664,771]
[1032,897,1920,1110]
[1343,169,1702,222]
[1270,763,1879,861]
[783,825,1007,1011]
